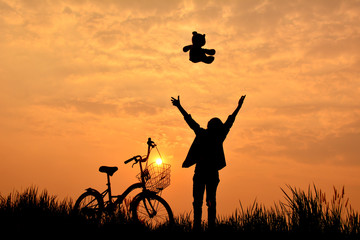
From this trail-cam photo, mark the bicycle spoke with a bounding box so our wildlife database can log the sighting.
[135,196,170,228]
[82,196,99,208]
[74,191,104,223]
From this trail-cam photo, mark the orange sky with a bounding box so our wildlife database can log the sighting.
[1,0,360,217]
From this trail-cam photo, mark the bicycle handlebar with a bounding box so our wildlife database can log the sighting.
[124,155,141,164]
[147,137,156,148]
[124,138,157,166]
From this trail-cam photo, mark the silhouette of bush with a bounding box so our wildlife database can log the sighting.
[1,185,359,237]
[280,184,360,238]
[0,186,77,234]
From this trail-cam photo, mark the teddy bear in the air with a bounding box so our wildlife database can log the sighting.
[183,31,216,64]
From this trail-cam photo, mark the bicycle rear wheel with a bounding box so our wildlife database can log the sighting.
[74,190,104,223]
[132,192,174,229]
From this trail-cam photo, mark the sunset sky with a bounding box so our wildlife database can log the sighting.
[1,0,360,217]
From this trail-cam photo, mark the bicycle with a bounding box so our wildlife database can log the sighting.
[74,138,174,228]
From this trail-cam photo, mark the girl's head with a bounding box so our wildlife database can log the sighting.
[207,117,223,133]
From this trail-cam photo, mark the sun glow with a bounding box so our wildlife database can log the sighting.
[155,158,163,165]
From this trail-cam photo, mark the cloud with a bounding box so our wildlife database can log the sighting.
[45,99,119,116]
[121,100,160,116]
[0,0,13,13]
[40,97,164,117]
[1,0,360,159]
[279,129,360,166]
[234,112,360,166]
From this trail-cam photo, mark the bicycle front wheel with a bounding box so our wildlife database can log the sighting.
[132,193,174,229]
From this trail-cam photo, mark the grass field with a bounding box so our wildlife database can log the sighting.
[1,185,359,238]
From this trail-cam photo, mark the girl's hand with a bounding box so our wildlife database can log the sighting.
[171,96,181,107]
[238,95,246,107]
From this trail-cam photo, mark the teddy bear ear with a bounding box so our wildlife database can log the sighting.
[192,31,197,35]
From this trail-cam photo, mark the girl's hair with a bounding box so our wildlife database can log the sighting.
[207,117,223,131]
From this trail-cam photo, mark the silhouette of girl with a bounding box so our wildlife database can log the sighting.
[171,95,246,231]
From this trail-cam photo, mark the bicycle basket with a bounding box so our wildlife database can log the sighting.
[137,162,171,192]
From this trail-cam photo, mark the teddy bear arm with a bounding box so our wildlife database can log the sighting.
[183,45,192,52]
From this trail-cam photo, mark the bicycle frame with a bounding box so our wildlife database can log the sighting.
[97,182,143,207]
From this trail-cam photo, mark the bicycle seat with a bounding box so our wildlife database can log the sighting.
[99,166,118,176]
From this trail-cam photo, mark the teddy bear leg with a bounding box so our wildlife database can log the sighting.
[202,56,214,64]
[205,49,216,55]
